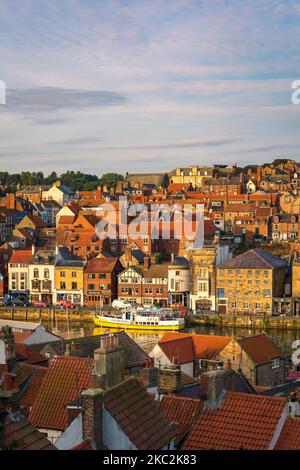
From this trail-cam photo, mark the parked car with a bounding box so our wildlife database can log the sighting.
[32,300,49,308]
[58,300,77,309]
[11,298,30,307]
[112,299,132,309]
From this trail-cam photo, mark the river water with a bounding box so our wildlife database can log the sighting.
[43,320,300,357]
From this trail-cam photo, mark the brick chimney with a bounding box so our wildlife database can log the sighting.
[81,387,104,450]
[94,334,125,389]
[138,358,158,388]
[0,326,16,373]
[6,193,15,210]
[124,246,132,267]
[158,364,181,394]
[200,368,236,410]
[144,255,151,271]
[96,186,102,200]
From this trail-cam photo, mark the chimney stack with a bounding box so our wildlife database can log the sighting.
[144,255,151,270]
[94,334,125,389]
[158,364,181,394]
[139,358,158,389]
[81,388,104,450]
[0,326,16,373]
[200,368,236,410]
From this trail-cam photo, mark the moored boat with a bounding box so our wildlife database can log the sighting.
[93,309,185,331]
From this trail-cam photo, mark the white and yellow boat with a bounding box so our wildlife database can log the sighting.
[93,310,185,331]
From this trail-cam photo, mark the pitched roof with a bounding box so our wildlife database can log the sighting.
[104,377,175,450]
[15,343,47,364]
[158,395,203,443]
[219,248,287,270]
[20,367,47,409]
[182,392,286,450]
[237,333,283,365]
[0,413,56,450]
[29,356,94,431]
[55,246,85,268]
[159,336,195,364]
[71,439,95,450]
[126,173,168,187]
[275,417,300,450]
[9,249,32,264]
[65,331,148,369]
[159,332,231,362]
[84,257,119,273]
[57,215,75,225]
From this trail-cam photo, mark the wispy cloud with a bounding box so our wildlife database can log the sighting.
[99,138,238,151]
[5,87,126,114]
[0,1,300,171]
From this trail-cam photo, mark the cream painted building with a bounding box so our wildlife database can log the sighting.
[43,181,75,207]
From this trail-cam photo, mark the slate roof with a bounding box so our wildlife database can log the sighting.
[177,370,256,399]
[219,248,287,270]
[104,377,176,450]
[158,395,203,444]
[258,379,300,397]
[169,257,190,267]
[64,331,148,369]
[237,333,283,365]
[274,417,300,450]
[125,173,168,187]
[182,391,286,450]
[55,246,85,268]
[0,413,56,450]
[29,356,94,431]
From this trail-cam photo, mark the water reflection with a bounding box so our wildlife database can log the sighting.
[43,320,300,357]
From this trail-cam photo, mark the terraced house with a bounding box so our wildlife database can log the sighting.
[54,247,85,306]
[8,249,32,301]
[216,248,288,315]
[118,256,168,307]
[29,247,55,305]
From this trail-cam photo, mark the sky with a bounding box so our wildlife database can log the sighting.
[1,0,300,175]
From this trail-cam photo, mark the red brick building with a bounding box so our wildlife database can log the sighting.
[84,256,123,307]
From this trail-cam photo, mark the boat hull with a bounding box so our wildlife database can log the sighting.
[93,316,185,331]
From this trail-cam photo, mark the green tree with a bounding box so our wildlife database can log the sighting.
[100,173,124,189]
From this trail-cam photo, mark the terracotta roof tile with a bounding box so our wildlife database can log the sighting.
[29,356,94,431]
[9,249,32,264]
[158,395,203,443]
[159,336,195,364]
[159,332,231,362]
[71,439,95,450]
[84,257,119,273]
[275,417,300,450]
[20,367,47,409]
[237,333,283,365]
[15,343,47,364]
[104,377,175,450]
[182,392,286,450]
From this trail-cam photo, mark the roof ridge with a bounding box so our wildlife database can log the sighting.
[252,248,273,268]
